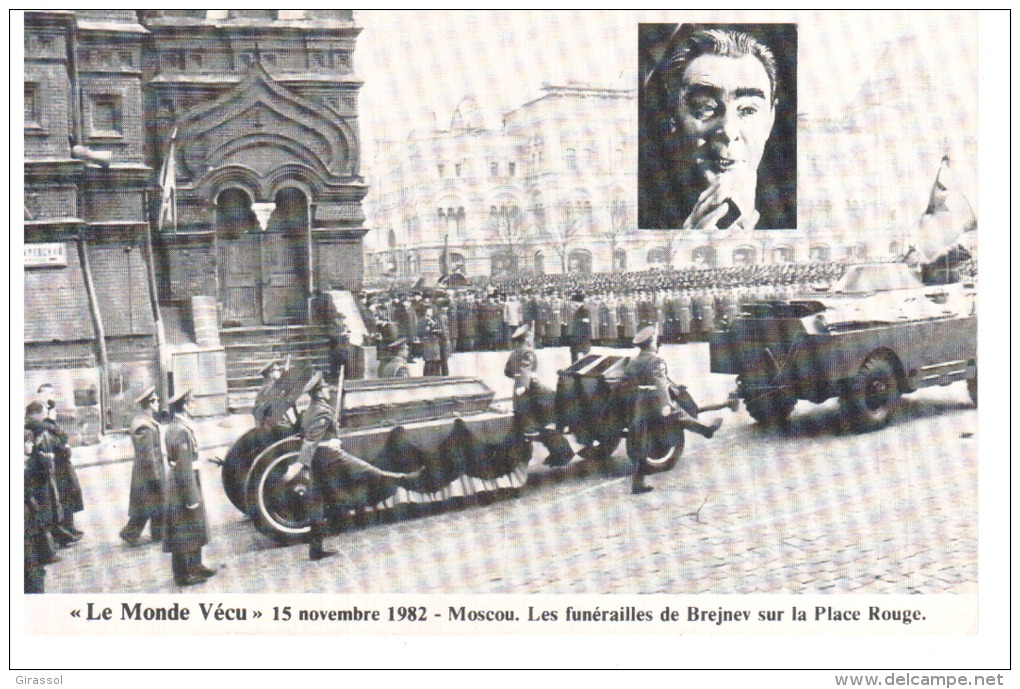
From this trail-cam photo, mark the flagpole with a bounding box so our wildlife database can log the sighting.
[151,128,178,399]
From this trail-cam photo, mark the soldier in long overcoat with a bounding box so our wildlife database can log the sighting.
[420,308,445,376]
[298,373,420,560]
[37,384,84,539]
[586,294,601,344]
[24,404,63,561]
[505,325,574,466]
[457,294,478,351]
[568,292,593,363]
[622,327,723,494]
[163,390,215,587]
[120,387,166,545]
[445,297,460,354]
[618,295,638,342]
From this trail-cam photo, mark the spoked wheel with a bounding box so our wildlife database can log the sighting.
[244,437,311,544]
[842,353,902,432]
[639,429,684,475]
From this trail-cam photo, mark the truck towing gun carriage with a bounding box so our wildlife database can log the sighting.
[709,262,977,431]
[220,355,709,543]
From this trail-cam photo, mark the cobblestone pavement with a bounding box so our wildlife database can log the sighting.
[44,344,978,595]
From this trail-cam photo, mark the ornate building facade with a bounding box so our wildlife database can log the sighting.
[23,10,367,430]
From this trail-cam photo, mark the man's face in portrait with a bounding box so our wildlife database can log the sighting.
[675,52,776,218]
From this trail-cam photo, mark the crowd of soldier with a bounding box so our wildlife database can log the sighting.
[359,261,849,367]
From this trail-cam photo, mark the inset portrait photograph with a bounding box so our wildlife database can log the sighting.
[639,23,798,230]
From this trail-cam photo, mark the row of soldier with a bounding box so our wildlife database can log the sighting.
[361,277,826,364]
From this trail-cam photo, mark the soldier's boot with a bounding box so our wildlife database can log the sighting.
[52,525,81,545]
[61,515,83,538]
[680,417,723,439]
[173,553,203,586]
[542,432,575,467]
[120,516,146,546]
[631,475,654,495]
[308,520,337,561]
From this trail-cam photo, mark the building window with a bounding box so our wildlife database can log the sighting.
[24,83,41,128]
[90,94,122,136]
[119,51,134,68]
[490,162,498,177]
[437,163,445,178]
[164,50,186,71]
[508,162,515,176]
[564,148,577,171]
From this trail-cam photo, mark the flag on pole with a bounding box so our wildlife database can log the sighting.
[158,128,178,232]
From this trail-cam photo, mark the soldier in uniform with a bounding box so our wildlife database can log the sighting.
[420,307,444,377]
[120,387,166,546]
[252,360,283,428]
[623,327,725,494]
[163,389,215,587]
[24,404,63,561]
[24,429,51,592]
[298,373,421,560]
[505,325,575,466]
[37,384,84,540]
[381,339,411,378]
[568,292,593,363]
[457,293,478,352]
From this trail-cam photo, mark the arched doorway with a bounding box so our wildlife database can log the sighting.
[732,246,756,266]
[216,188,262,326]
[692,246,717,267]
[568,248,592,275]
[263,188,310,324]
[613,248,627,271]
[215,186,310,326]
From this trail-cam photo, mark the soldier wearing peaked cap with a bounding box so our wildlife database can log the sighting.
[252,360,283,428]
[120,386,166,546]
[297,372,421,561]
[505,325,575,467]
[381,338,411,378]
[163,389,216,586]
[568,292,592,363]
[623,327,726,494]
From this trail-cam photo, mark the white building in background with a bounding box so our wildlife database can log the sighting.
[364,83,722,282]
[365,54,973,281]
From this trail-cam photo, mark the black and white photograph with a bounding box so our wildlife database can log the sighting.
[11,8,1009,676]
[639,23,798,231]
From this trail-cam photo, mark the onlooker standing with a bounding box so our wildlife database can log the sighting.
[37,384,84,540]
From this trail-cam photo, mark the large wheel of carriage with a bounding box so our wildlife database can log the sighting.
[626,389,685,475]
[221,427,294,512]
[243,437,311,544]
[841,352,903,432]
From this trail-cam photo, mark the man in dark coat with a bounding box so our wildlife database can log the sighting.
[622,327,723,494]
[25,401,74,549]
[37,384,84,539]
[505,325,574,467]
[568,292,593,363]
[120,387,166,545]
[24,428,51,592]
[163,389,215,587]
[298,373,420,560]
[420,307,444,377]
[457,293,478,351]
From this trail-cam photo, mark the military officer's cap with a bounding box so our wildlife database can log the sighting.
[167,388,192,408]
[389,337,408,351]
[511,324,530,341]
[134,386,158,406]
[572,292,585,302]
[301,371,325,395]
[633,326,657,347]
[258,360,282,377]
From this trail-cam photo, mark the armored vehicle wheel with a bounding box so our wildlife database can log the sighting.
[244,437,311,544]
[842,353,902,432]
[967,376,977,406]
